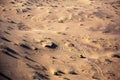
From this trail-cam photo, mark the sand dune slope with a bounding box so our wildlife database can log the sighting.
[0,0,120,80]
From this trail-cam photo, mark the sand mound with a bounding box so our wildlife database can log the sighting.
[0,0,120,80]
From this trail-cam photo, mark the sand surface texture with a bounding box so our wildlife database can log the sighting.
[0,0,120,80]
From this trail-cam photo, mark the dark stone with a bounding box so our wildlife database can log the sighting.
[54,70,65,76]
[45,43,58,49]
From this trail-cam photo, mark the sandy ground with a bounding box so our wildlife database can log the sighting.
[0,0,120,80]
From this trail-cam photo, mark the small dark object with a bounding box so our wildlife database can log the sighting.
[20,44,31,50]
[26,64,47,71]
[0,73,12,80]
[0,19,3,22]
[3,50,19,59]
[4,47,19,55]
[33,72,50,80]
[17,23,31,31]
[80,55,86,58]
[92,73,100,80]
[24,56,36,62]
[54,70,65,76]
[105,59,112,63]
[10,1,15,4]
[8,20,16,24]
[69,71,78,75]
[45,43,58,49]
[22,8,31,13]
[112,54,120,58]
[4,31,10,35]
[64,77,70,80]
[0,36,11,42]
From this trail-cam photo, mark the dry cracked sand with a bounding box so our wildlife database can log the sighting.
[0,0,120,80]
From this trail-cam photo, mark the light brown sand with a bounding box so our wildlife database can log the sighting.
[0,0,120,80]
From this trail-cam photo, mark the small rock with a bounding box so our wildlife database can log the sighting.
[40,40,57,49]
[33,72,49,80]
[65,42,74,47]
[58,16,66,23]
[69,70,78,75]
[54,70,65,76]
[112,54,120,58]
[79,55,86,58]
[57,32,66,35]
[20,44,36,50]
[64,77,70,80]
[92,73,100,80]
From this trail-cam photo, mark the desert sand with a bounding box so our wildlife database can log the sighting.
[0,0,120,80]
